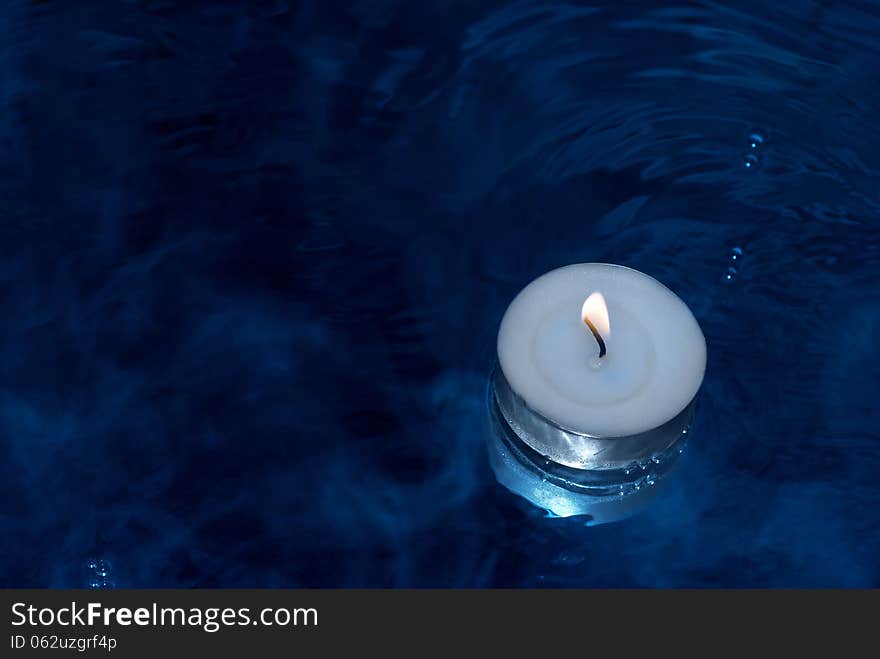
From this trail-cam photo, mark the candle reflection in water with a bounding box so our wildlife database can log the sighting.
[487,369,692,524]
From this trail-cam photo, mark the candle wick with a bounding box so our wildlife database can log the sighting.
[583,317,606,358]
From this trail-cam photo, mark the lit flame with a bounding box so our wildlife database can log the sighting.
[581,291,610,338]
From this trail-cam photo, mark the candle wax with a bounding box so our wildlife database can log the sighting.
[497,263,706,439]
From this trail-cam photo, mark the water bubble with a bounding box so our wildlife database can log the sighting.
[743,153,760,169]
[730,246,743,261]
[723,266,737,282]
[748,132,764,149]
[89,578,114,589]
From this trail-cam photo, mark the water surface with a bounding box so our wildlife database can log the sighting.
[1,0,879,587]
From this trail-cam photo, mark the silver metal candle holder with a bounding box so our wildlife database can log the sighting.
[487,367,695,523]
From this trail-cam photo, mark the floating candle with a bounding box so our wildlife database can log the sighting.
[494,263,706,471]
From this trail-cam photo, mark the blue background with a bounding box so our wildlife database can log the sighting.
[1,0,879,587]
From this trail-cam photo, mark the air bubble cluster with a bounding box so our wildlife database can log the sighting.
[86,559,115,589]
[724,246,744,283]
[742,131,765,170]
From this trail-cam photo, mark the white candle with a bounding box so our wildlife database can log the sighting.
[494,263,706,470]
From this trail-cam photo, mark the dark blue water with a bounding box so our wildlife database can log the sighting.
[2,0,879,587]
